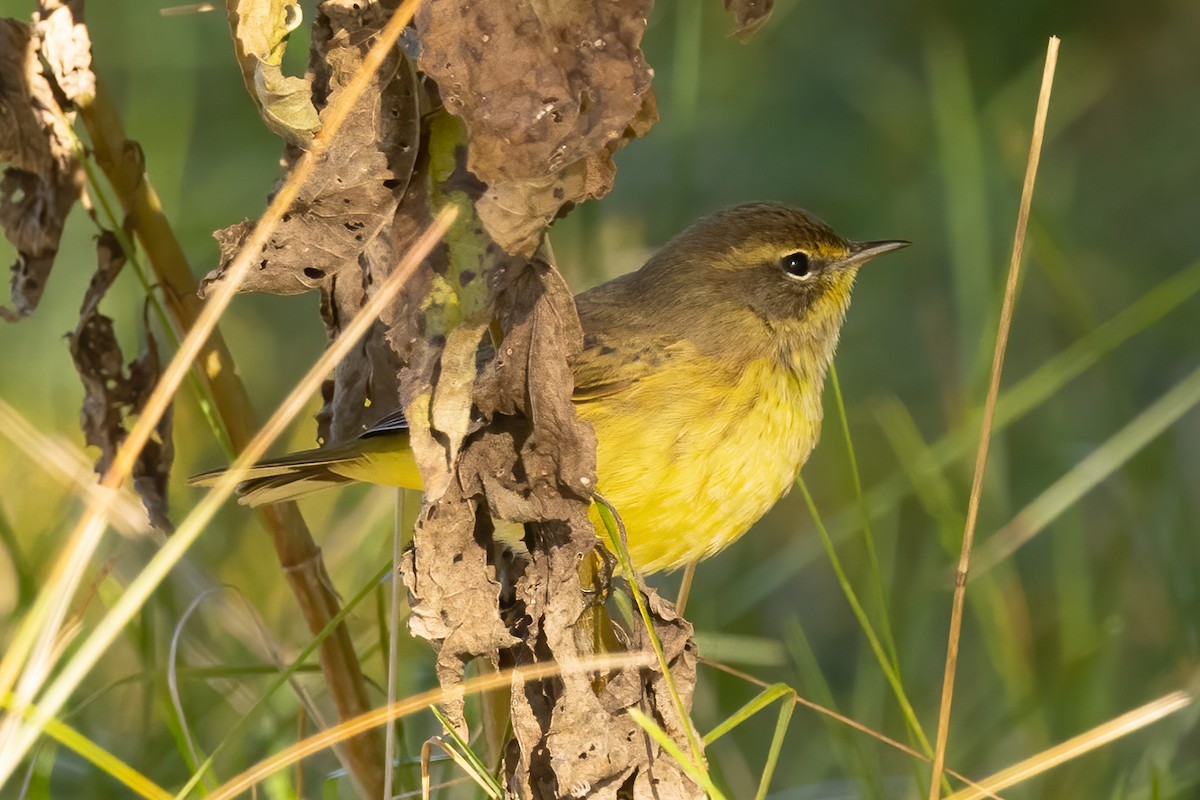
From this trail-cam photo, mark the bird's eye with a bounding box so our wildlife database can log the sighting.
[781,251,812,279]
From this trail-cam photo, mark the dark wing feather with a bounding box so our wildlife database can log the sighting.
[359,408,410,439]
[572,333,677,402]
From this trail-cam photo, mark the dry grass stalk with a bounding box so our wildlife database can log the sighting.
[206,653,653,800]
[945,691,1192,799]
[702,660,1004,799]
[0,208,456,787]
[926,35,1060,798]
[0,1,422,793]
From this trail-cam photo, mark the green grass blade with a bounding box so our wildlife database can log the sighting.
[753,692,794,800]
[174,562,391,800]
[829,363,901,670]
[429,705,504,799]
[594,497,706,769]
[796,477,934,758]
[702,683,792,746]
[628,708,728,800]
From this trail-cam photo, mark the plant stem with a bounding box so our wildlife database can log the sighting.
[76,81,385,799]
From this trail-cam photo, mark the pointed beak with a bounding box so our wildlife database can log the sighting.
[833,239,911,270]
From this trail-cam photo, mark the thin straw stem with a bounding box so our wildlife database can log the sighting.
[927,35,1059,798]
[0,208,454,786]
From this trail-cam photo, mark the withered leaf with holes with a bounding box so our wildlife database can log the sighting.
[415,0,658,256]
[202,5,419,298]
[68,231,174,531]
[0,18,85,321]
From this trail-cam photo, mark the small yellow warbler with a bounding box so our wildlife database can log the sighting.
[192,203,907,572]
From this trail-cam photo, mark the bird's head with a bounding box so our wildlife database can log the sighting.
[643,202,909,328]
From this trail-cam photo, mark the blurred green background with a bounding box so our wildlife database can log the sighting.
[1,0,1198,797]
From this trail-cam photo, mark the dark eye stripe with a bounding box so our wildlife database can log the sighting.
[781,252,811,278]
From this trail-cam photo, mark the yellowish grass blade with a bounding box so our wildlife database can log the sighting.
[0,399,147,537]
[0,206,454,785]
[702,683,793,746]
[206,654,651,800]
[928,35,1060,799]
[429,705,504,798]
[972,362,1200,575]
[627,708,728,800]
[0,0,424,776]
[753,696,794,800]
[1,692,172,800]
[594,496,707,770]
[945,692,1192,800]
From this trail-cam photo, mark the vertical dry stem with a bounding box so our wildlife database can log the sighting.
[77,85,386,796]
[61,0,427,789]
[927,36,1060,797]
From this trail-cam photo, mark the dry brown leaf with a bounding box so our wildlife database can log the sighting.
[723,0,776,41]
[471,259,596,514]
[68,231,175,531]
[0,18,84,321]
[226,0,319,144]
[415,0,657,256]
[34,0,95,104]
[316,163,434,445]
[202,5,418,299]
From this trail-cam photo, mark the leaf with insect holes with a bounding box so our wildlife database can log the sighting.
[68,232,175,531]
[203,5,419,299]
[415,0,658,256]
[0,18,84,321]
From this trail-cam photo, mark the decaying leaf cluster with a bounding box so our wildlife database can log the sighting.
[0,0,775,795]
[212,0,771,796]
[1,1,173,528]
[0,10,84,321]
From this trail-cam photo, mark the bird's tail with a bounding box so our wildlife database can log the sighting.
[188,445,361,508]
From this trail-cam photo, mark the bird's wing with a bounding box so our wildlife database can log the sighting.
[571,334,680,402]
[359,408,410,439]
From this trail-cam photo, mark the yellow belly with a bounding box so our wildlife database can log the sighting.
[327,357,821,574]
[579,356,821,573]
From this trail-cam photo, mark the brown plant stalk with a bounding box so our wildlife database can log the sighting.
[75,81,387,798]
[58,0,421,790]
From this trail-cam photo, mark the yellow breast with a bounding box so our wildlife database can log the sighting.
[580,354,822,573]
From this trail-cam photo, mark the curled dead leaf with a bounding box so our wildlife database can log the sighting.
[34,0,96,104]
[68,232,175,531]
[724,0,776,41]
[203,7,418,298]
[0,18,84,321]
[226,0,318,145]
